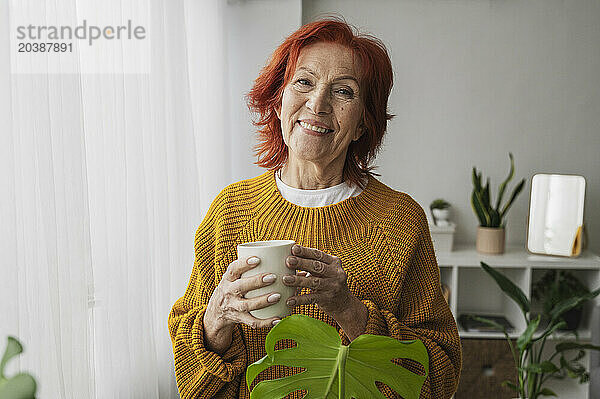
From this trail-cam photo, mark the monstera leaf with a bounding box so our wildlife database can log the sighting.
[246,314,429,399]
[0,336,37,399]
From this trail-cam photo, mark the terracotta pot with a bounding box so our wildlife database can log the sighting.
[476,226,505,254]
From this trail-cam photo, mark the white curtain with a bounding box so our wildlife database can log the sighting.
[0,0,230,397]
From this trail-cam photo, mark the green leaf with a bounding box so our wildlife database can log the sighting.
[499,178,525,220]
[517,315,540,352]
[246,314,429,399]
[559,354,587,381]
[472,167,482,192]
[495,152,515,211]
[489,208,500,228]
[555,342,600,353]
[523,361,559,374]
[480,262,530,315]
[0,337,23,380]
[0,374,37,399]
[430,199,450,209]
[572,349,586,362]
[471,190,490,226]
[482,178,490,211]
[501,379,519,392]
[549,287,600,325]
[0,337,37,399]
[538,387,558,397]
[532,320,567,343]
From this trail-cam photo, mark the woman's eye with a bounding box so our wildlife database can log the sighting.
[336,88,354,97]
[296,79,311,86]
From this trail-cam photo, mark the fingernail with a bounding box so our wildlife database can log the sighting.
[283,275,294,283]
[292,245,301,254]
[263,274,276,283]
[248,257,260,265]
[287,256,298,265]
[272,319,281,326]
[267,293,281,303]
[287,298,296,307]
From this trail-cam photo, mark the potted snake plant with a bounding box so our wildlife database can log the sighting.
[471,152,525,254]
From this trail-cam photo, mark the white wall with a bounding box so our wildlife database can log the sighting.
[225,0,302,181]
[302,0,600,253]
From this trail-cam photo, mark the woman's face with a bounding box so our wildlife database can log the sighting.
[275,41,364,169]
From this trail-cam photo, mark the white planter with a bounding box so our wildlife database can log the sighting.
[429,222,456,254]
[432,208,450,225]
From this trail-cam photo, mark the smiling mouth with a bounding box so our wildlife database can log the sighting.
[297,121,334,135]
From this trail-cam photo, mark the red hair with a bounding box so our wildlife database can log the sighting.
[246,16,394,188]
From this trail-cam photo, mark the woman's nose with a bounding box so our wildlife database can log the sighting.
[306,86,332,115]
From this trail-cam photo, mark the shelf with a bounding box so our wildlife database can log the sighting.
[438,245,600,339]
[458,328,592,341]
[533,328,592,341]
[443,245,600,399]
[458,329,520,339]
[437,244,600,269]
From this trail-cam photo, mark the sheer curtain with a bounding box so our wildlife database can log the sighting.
[0,0,231,397]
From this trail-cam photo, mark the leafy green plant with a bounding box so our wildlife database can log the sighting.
[430,199,451,226]
[430,199,450,210]
[471,153,525,228]
[474,261,600,399]
[246,314,429,399]
[0,336,37,399]
[532,270,590,331]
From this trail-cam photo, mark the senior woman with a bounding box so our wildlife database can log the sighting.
[169,18,462,399]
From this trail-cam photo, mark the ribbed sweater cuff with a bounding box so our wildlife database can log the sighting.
[193,308,247,382]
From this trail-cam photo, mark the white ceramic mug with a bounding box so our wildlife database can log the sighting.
[237,240,296,320]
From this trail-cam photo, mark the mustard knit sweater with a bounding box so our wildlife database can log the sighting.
[168,170,462,398]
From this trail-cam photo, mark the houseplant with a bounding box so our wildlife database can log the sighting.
[0,336,37,399]
[429,199,456,253]
[472,261,600,399]
[471,152,525,254]
[246,314,429,398]
[430,198,451,226]
[532,270,590,331]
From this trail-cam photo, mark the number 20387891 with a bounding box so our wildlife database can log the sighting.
[18,42,73,52]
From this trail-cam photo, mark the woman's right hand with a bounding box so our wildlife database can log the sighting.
[203,256,282,354]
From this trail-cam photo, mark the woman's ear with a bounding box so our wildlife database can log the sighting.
[354,125,365,142]
[353,110,366,141]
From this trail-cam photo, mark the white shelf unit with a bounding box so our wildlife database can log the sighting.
[437,244,600,337]
[437,244,600,399]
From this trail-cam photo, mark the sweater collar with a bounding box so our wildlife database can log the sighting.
[248,170,391,244]
[267,169,375,210]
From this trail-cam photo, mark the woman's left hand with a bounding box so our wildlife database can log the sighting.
[282,244,354,317]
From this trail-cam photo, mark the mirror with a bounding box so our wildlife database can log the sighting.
[526,173,586,257]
